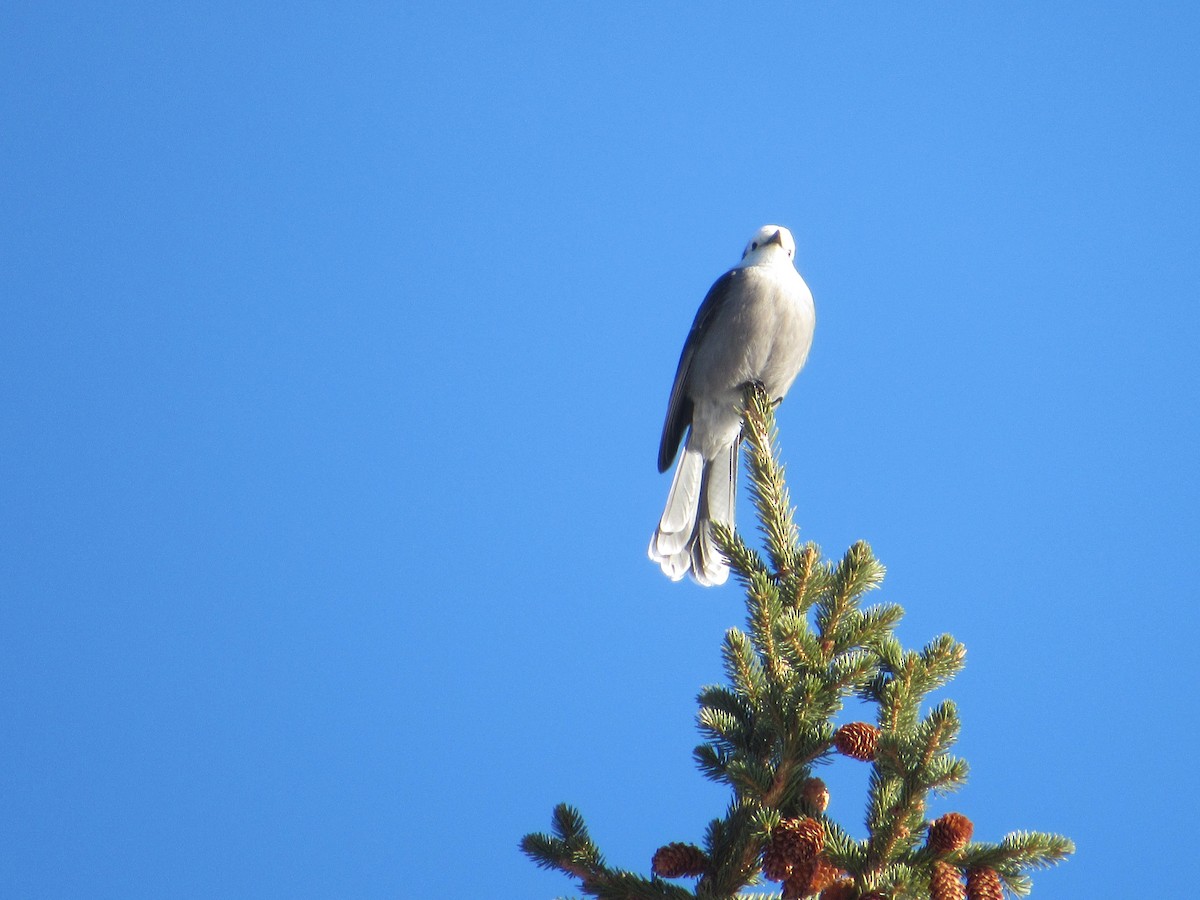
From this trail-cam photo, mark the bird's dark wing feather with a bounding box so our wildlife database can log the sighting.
[657,269,742,472]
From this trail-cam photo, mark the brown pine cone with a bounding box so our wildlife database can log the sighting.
[807,856,844,894]
[650,842,707,878]
[802,776,830,814]
[761,842,792,882]
[966,867,1004,900]
[781,859,815,900]
[762,817,824,881]
[819,879,856,900]
[927,812,974,854]
[834,722,880,761]
[930,861,965,900]
[781,854,844,899]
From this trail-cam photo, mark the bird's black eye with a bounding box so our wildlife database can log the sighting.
[751,242,758,250]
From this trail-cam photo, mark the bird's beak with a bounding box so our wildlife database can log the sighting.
[765,230,784,247]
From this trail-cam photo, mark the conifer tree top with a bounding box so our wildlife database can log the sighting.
[523,386,1073,899]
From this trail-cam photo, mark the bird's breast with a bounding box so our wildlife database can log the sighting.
[701,267,813,392]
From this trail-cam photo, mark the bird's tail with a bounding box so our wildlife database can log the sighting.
[648,439,738,586]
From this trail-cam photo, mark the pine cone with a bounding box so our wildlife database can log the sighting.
[966,867,1004,900]
[802,776,830,814]
[927,812,974,854]
[808,856,844,894]
[781,854,844,899]
[651,842,707,878]
[930,861,965,900]
[762,841,790,882]
[762,817,824,881]
[819,879,856,900]
[781,860,814,900]
[834,722,880,761]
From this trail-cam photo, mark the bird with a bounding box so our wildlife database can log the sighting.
[648,224,815,586]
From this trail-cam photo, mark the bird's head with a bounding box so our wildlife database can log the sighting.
[740,224,796,265]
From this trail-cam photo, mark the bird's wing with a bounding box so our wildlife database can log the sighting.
[657,268,742,472]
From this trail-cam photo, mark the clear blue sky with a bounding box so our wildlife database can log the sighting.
[2,3,1197,897]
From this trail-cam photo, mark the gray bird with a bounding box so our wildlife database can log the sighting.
[649,225,815,586]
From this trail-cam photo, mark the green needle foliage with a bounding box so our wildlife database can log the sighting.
[522,386,1073,899]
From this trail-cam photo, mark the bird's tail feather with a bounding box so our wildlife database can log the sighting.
[690,440,737,586]
[648,446,703,580]
[649,440,737,586]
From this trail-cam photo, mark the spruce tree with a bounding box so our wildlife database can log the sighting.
[522,386,1073,899]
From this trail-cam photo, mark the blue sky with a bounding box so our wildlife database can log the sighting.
[2,3,1197,897]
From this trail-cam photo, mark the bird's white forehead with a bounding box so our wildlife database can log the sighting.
[743,224,795,254]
